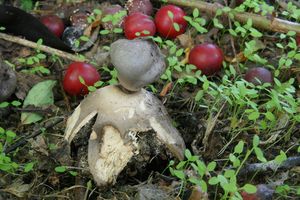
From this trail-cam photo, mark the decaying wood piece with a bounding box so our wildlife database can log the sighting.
[159,0,300,35]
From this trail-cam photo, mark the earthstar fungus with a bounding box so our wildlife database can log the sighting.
[64,39,186,186]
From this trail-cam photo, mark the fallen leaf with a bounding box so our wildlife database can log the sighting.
[1,178,33,198]
[160,82,173,97]
[21,80,56,124]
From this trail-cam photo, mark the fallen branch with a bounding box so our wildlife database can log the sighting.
[0,32,88,62]
[4,117,64,154]
[238,156,300,176]
[159,0,300,35]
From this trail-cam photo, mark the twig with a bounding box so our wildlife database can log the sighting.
[224,0,240,74]
[238,156,300,176]
[4,117,64,154]
[158,0,300,35]
[0,32,87,62]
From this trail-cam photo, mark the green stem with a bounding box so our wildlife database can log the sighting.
[235,148,253,175]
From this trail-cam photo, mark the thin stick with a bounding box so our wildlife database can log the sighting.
[237,156,300,176]
[159,0,300,35]
[0,32,88,62]
[4,117,64,154]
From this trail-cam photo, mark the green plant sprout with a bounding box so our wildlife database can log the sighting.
[100,10,127,35]
[18,39,49,75]
[55,165,78,176]
[78,76,104,93]
[0,127,34,173]
[167,135,284,199]
[184,8,207,34]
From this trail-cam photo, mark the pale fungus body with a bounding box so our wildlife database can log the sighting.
[64,39,185,186]
[65,85,185,186]
[110,39,166,91]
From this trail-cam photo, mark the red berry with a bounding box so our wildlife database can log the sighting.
[244,67,273,85]
[188,43,224,75]
[296,36,300,47]
[126,0,153,16]
[124,12,156,39]
[63,62,100,96]
[154,5,187,39]
[40,15,65,38]
[240,191,259,200]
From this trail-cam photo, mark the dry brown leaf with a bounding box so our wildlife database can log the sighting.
[177,33,194,48]
[160,82,173,97]
[225,51,247,63]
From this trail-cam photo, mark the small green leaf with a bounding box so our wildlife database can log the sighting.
[229,153,240,167]
[173,22,180,32]
[223,182,237,193]
[0,127,5,134]
[167,11,174,19]
[142,30,150,35]
[79,76,85,84]
[254,147,267,162]
[153,36,163,43]
[69,171,78,176]
[203,80,210,90]
[0,102,9,108]
[93,9,102,15]
[287,31,296,36]
[11,101,22,107]
[88,86,97,92]
[195,90,204,102]
[265,111,275,121]
[297,187,300,195]
[213,18,224,29]
[173,169,185,180]
[243,184,257,194]
[113,28,123,33]
[224,169,235,178]
[94,81,103,87]
[176,161,187,169]
[208,176,219,185]
[6,130,16,138]
[207,161,217,172]
[80,35,90,42]
[36,39,43,46]
[217,175,228,186]
[24,162,34,172]
[87,180,93,190]
[248,111,260,121]
[100,29,110,35]
[253,135,260,147]
[229,29,237,36]
[193,8,199,18]
[184,149,192,160]
[55,166,67,173]
[274,150,287,164]
[20,0,33,11]
[234,141,244,154]
[176,48,184,57]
